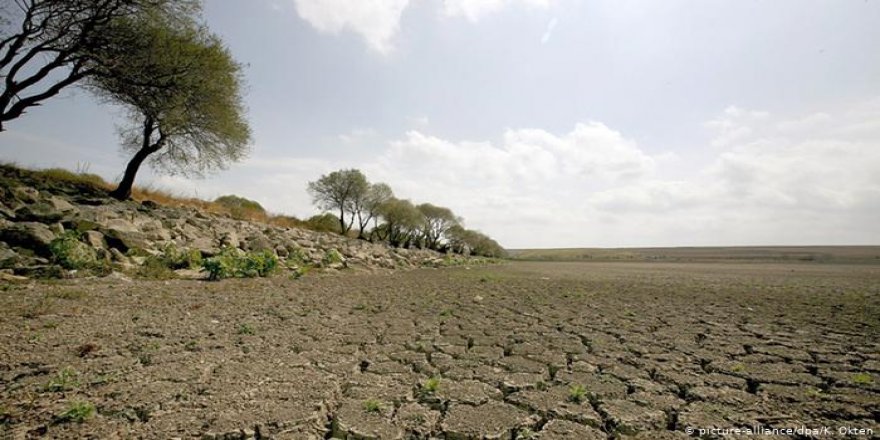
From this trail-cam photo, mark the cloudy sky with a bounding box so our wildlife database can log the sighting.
[2,0,879,248]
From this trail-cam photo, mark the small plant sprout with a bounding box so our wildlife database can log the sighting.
[568,384,587,403]
[56,401,95,423]
[44,367,79,392]
[237,323,255,335]
[423,376,441,394]
[363,399,382,413]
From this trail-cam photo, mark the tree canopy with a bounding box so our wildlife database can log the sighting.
[307,169,369,235]
[87,10,250,199]
[0,0,197,131]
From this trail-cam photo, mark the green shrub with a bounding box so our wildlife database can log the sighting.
[568,384,587,403]
[49,231,98,270]
[322,248,344,267]
[138,256,177,279]
[160,243,202,269]
[202,247,278,280]
[55,401,94,424]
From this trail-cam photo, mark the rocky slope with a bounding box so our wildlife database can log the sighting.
[0,166,465,279]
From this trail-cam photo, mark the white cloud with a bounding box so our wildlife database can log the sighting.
[292,0,552,53]
[292,0,410,54]
[442,0,551,22]
[146,100,880,248]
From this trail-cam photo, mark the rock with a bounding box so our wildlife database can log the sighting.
[191,237,219,257]
[46,196,77,213]
[244,234,273,253]
[219,230,239,248]
[102,218,150,251]
[0,246,22,269]
[0,222,56,256]
[11,186,39,203]
[14,202,63,223]
[83,230,106,249]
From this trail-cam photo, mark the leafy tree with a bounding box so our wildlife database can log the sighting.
[446,225,506,258]
[0,0,194,131]
[87,11,250,200]
[307,169,368,235]
[417,203,459,250]
[214,195,266,220]
[376,198,424,248]
[304,213,341,233]
[355,182,393,240]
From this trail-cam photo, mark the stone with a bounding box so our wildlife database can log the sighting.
[83,230,106,249]
[0,222,56,256]
[14,202,63,223]
[0,247,22,269]
[11,186,39,203]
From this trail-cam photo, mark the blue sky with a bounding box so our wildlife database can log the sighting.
[2,0,879,248]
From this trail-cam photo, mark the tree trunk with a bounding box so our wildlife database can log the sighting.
[110,116,161,200]
[338,206,346,235]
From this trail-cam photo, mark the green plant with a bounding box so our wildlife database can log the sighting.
[55,401,95,424]
[202,247,278,280]
[516,428,537,440]
[237,323,255,335]
[160,243,202,270]
[568,384,587,403]
[138,255,177,279]
[853,372,873,384]
[363,399,382,413]
[44,367,79,392]
[322,248,344,267]
[289,264,312,280]
[49,231,98,270]
[423,376,441,394]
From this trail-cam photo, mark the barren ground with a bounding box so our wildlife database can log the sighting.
[1,261,879,439]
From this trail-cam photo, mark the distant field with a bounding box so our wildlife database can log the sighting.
[508,246,880,263]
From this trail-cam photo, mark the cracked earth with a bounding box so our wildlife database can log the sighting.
[1,261,878,439]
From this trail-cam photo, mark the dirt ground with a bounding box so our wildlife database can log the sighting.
[1,261,878,439]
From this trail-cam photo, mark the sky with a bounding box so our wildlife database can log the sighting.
[1,0,879,248]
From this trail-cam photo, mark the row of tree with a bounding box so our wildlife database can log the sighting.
[307,169,505,257]
[1,0,250,200]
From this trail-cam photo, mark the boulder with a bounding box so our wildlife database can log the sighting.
[244,234,274,253]
[83,230,107,249]
[0,246,22,269]
[0,222,56,257]
[11,186,39,203]
[14,202,63,223]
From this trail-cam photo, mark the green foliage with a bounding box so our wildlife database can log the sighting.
[44,367,79,393]
[202,247,278,280]
[139,255,177,279]
[49,231,98,270]
[88,6,251,198]
[362,399,382,413]
[237,323,255,335]
[55,401,95,424]
[568,384,587,403]
[304,213,342,233]
[422,376,441,394]
[159,243,202,270]
[289,264,312,280]
[852,372,873,384]
[322,248,344,267]
[214,195,266,220]
[307,169,369,235]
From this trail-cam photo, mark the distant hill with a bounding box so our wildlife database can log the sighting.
[508,246,880,264]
